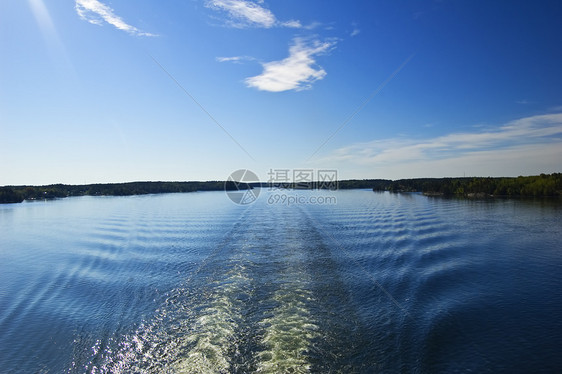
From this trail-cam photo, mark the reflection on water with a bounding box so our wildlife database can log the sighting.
[0,191,561,373]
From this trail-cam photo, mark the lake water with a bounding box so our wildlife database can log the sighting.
[1,190,561,373]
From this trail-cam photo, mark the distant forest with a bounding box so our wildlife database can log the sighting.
[296,174,562,197]
[357,173,562,197]
[1,174,561,204]
[0,181,248,204]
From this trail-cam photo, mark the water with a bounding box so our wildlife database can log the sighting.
[1,190,561,373]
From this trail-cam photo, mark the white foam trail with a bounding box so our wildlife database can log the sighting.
[256,283,319,373]
[172,263,251,373]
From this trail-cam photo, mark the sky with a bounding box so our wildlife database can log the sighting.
[1,0,561,185]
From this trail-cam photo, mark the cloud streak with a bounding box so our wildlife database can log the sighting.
[319,113,562,178]
[245,37,336,92]
[75,0,155,36]
[350,22,360,37]
[28,0,75,74]
[206,0,306,29]
[216,55,256,63]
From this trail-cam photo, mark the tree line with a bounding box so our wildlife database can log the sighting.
[0,181,249,204]
[366,173,562,197]
[1,174,561,203]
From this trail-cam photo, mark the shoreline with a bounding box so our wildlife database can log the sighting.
[1,174,561,204]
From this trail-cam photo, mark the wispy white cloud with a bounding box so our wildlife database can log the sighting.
[205,0,311,29]
[216,56,242,63]
[216,55,255,63]
[75,0,155,36]
[281,19,303,28]
[364,143,562,178]
[207,0,274,28]
[350,22,360,37]
[317,113,562,178]
[245,37,336,92]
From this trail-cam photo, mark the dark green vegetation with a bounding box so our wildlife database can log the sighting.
[0,181,250,204]
[1,174,561,203]
[366,173,562,197]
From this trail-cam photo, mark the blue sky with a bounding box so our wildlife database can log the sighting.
[1,0,561,185]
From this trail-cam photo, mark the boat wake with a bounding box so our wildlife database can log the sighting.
[77,204,363,373]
